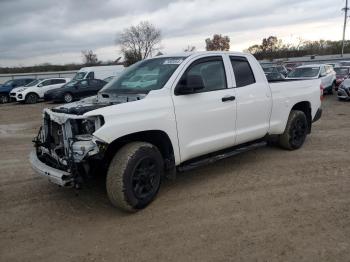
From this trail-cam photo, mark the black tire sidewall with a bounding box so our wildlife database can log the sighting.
[287,111,308,149]
[64,93,73,103]
[25,93,38,104]
[122,146,163,210]
[0,94,8,103]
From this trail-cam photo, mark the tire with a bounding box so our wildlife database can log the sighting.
[279,110,308,150]
[63,93,73,103]
[106,142,164,212]
[25,93,39,104]
[0,94,9,104]
[329,82,336,94]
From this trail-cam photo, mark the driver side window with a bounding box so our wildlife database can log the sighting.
[39,80,51,87]
[182,57,227,93]
[79,80,89,88]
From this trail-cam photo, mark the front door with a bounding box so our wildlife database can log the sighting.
[171,55,237,162]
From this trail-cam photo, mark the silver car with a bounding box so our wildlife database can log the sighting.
[337,79,350,100]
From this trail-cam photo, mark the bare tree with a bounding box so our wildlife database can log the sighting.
[184,45,196,52]
[205,34,230,51]
[117,21,162,66]
[81,50,99,66]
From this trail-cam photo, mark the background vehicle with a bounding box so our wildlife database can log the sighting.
[283,62,303,72]
[73,65,124,81]
[334,67,350,89]
[44,78,106,103]
[0,78,35,103]
[337,79,350,100]
[327,62,340,68]
[287,64,336,94]
[30,52,322,212]
[339,61,350,67]
[262,64,288,77]
[10,78,70,104]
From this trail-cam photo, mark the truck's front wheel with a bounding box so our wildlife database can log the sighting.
[279,110,308,150]
[106,142,163,212]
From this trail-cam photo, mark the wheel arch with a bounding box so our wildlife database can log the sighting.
[25,92,40,103]
[291,101,312,133]
[104,130,176,171]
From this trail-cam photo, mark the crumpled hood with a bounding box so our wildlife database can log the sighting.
[51,92,147,115]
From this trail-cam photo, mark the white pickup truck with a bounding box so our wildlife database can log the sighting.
[30,52,323,212]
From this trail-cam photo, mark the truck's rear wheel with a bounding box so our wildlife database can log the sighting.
[106,142,163,212]
[279,110,308,150]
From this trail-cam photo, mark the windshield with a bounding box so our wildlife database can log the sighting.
[334,68,349,75]
[64,80,78,87]
[288,67,320,78]
[101,57,186,94]
[2,80,14,87]
[73,72,87,80]
[25,79,41,87]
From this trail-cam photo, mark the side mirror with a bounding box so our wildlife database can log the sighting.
[175,75,205,95]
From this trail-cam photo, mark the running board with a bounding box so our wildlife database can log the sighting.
[177,140,267,172]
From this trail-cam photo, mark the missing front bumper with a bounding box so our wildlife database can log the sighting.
[29,150,73,187]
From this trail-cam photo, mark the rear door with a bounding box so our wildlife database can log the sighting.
[37,79,53,97]
[171,55,237,162]
[229,55,272,145]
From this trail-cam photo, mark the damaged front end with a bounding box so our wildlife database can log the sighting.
[30,108,108,188]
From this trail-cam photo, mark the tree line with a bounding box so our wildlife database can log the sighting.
[1,21,348,73]
[246,36,350,60]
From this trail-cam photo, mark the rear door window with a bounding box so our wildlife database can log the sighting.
[51,79,66,84]
[229,56,256,87]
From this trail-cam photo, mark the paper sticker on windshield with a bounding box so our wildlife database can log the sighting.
[163,59,184,65]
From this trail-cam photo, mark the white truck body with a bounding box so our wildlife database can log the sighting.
[73,65,124,81]
[30,51,322,210]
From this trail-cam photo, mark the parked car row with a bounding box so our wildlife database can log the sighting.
[0,65,125,104]
[0,78,36,103]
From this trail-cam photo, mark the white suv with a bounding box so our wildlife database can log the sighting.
[10,78,70,103]
[287,64,336,94]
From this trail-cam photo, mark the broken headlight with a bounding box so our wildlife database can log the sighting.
[72,115,104,136]
[81,119,96,134]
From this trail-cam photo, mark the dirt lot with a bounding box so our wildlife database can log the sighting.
[1,96,350,262]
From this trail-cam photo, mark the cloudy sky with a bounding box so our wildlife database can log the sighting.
[0,0,345,67]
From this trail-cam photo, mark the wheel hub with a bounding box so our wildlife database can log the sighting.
[132,157,158,199]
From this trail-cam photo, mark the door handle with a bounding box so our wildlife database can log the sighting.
[221,96,236,102]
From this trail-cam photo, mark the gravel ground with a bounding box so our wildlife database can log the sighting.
[0,96,350,262]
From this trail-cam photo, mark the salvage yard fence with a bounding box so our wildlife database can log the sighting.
[0,70,77,84]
